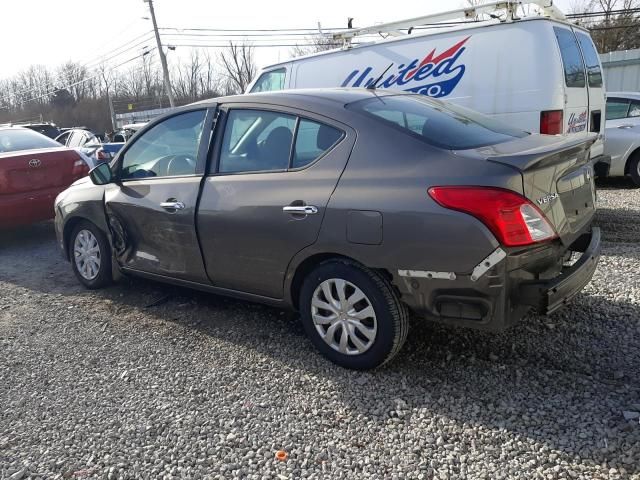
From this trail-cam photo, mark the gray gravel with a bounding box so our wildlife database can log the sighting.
[1,178,639,480]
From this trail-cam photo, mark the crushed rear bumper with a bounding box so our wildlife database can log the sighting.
[393,228,601,331]
[518,227,601,315]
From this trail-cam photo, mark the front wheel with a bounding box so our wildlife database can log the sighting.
[299,260,409,370]
[70,221,113,289]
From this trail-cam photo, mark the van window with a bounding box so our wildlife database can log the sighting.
[554,27,586,88]
[250,68,286,93]
[606,98,630,120]
[348,94,528,150]
[576,32,603,88]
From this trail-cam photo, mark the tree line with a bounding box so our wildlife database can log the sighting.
[0,43,257,134]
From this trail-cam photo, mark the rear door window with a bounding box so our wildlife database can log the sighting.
[606,98,631,120]
[219,110,295,173]
[554,27,586,88]
[576,32,603,88]
[348,94,527,150]
[250,68,286,93]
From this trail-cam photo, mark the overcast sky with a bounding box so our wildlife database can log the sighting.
[0,0,573,80]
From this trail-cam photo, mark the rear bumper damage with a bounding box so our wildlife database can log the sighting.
[393,228,601,331]
[518,227,601,315]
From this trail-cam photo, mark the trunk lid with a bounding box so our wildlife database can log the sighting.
[475,134,597,246]
[0,147,83,195]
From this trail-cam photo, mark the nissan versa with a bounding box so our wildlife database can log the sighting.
[54,89,601,369]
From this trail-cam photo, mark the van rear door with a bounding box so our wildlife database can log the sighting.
[575,30,605,155]
[553,26,589,139]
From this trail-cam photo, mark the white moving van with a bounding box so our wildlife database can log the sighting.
[247,1,609,172]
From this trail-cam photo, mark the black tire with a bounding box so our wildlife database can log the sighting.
[299,259,409,370]
[629,153,640,187]
[69,220,113,289]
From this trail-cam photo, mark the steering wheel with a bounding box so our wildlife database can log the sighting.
[166,154,196,176]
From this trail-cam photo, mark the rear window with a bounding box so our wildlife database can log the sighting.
[576,32,603,88]
[347,95,528,150]
[0,128,60,153]
[554,27,586,88]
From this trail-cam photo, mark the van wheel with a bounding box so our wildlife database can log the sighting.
[299,260,409,370]
[70,221,112,289]
[629,153,640,187]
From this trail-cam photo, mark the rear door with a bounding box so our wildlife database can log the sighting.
[197,105,353,298]
[554,26,589,139]
[104,108,214,283]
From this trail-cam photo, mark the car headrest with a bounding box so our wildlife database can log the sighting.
[317,125,339,151]
[265,126,293,148]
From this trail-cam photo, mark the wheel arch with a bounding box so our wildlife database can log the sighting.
[287,252,393,311]
[62,215,107,260]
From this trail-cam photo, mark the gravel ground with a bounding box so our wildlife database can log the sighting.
[1,179,639,480]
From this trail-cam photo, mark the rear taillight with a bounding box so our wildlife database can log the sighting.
[72,159,89,177]
[540,110,563,135]
[428,186,557,247]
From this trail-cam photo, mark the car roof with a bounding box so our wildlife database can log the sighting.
[608,92,640,100]
[192,87,408,109]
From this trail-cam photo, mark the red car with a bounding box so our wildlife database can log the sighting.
[0,127,90,228]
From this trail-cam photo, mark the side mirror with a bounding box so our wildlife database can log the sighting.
[89,162,114,185]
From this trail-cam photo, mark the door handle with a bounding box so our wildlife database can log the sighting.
[283,205,318,215]
[160,201,185,211]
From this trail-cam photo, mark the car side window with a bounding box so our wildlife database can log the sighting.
[554,27,586,88]
[219,110,295,173]
[292,119,343,168]
[629,101,640,118]
[250,68,286,93]
[120,110,206,180]
[606,99,630,120]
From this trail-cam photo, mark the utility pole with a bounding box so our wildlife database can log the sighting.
[145,0,175,107]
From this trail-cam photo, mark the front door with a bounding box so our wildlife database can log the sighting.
[104,108,213,283]
[197,106,353,298]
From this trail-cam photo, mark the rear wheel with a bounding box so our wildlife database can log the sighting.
[70,221,112,289]
[629,153,640,187]
[299,260,409,370]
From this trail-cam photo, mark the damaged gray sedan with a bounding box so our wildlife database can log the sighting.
[54,89,601,369]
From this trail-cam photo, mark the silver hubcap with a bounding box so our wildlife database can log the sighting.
[311,278,377,355]
[74,229,101,281]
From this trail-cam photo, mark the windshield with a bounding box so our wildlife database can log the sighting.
[0,128,61,153]
[347,94,528,150]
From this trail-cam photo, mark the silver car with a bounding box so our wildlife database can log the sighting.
[604,92,640,186]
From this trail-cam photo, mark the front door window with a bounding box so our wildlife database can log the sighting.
[120,110,206,180]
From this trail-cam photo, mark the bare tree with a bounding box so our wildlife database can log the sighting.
[218,41,257,94]
[290,35,339,58]
[571,0,640,52]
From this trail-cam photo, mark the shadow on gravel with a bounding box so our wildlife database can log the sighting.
[596,177,638,190]
[57,275,640,476]
[595,207,640,245]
